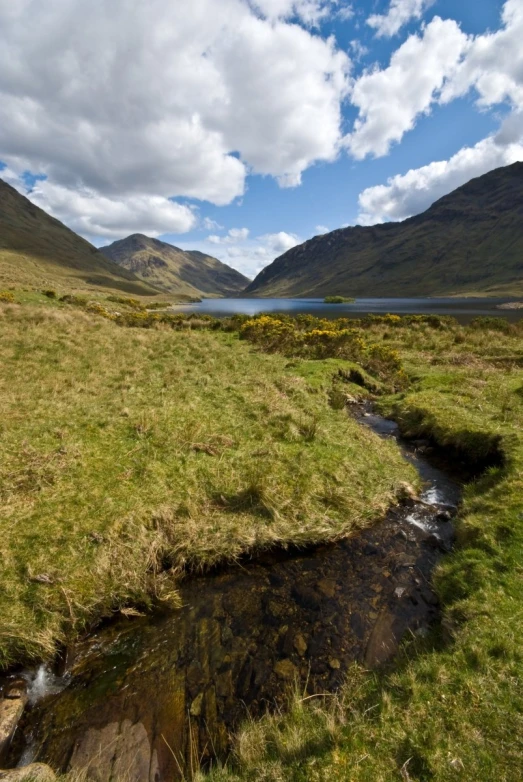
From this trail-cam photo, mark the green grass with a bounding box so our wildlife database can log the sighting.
[323,296,354,304]
[200,316,523,782]
[0,301,414,668]
[4,299,523,781]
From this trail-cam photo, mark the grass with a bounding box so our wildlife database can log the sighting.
[3,299,523,781]
[323,296,354,304]
[0,178,156,297]
[0,301,414,669]
[199,314,523,782]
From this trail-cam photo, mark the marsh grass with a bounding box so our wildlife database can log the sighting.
[201,315,523,782]
[4,300,523,780]
[0,303,414,668]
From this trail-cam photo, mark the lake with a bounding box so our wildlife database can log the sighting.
[172,297,522,324]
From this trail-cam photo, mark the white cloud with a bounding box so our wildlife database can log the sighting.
[367,0,435,38]
[336,4,354,22]
[183,230,300,277]
[355,0,523,224]
[0,0,351,240]
[440,0,523,111]
[315,224,330,233]
[346,17,469,159]
[249,0,338,25]
[3,168,196,240]
[202,217,224,231]
[207,227,250,244]
[357,114,523,224]
[349,40,369,62]
[260,231,301,254]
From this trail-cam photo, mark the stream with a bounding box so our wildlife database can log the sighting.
[4,410,462,781]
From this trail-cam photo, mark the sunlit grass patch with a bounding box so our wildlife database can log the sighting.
[0,305,414,668]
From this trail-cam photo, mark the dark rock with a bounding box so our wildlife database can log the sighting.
[291,585,321,611]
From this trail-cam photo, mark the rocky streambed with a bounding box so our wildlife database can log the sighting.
[1,410,462,781]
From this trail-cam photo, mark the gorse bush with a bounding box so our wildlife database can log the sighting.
[0,290,15,303]
[238,314,404,383]
[106,295,146,310]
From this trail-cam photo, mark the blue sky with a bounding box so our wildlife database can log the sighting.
[1,0,522,278]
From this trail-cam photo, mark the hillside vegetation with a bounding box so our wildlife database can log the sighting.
[245,162,523,298]
[202,312,523,782]
[0,178,156,296]
[101,234,250,297]
[2,294,523,781]
[0,296,412,668]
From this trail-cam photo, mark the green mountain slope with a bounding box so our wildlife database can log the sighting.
[0,178,156,295]
[245,162,523,298]
[100,234,250,297]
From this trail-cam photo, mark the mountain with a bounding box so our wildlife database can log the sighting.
[0,178,156,295]
[100,234,250,297]
[245,162,523,298]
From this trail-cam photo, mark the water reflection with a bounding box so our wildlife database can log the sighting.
[172,297,520,324]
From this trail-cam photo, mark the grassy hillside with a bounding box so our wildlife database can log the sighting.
[100,234,250,297]
[0,178,157,296]
[245,162,523,298]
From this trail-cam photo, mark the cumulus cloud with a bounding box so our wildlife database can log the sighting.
[185,230,301,277]
[367,0,435,38]
[0,0,350,235]
[357,114,523,224]
[249,0,337,25]
[440,0,523,110]
[207,227,250,244]
[346,17,469,159]
[260,231,301,254]
[355,1,523,224]
[3,167,196,240]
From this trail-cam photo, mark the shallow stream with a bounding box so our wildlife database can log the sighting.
[6,410,462,781]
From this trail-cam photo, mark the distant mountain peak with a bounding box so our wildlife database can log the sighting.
[100,234,250,297]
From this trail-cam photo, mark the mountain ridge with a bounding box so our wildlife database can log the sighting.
[244,162,523,298]
[0,178,156,295]
[100,234,250,297]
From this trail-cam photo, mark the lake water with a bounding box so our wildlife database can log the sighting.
[173,297,522,324]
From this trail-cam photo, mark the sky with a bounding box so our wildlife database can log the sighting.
[1,0,522,279]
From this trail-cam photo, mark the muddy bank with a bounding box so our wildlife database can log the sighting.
[4,413,461,781]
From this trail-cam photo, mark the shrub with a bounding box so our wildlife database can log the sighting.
[60,294,88,307]
[85,301,116,320]
[106,295,146,311]
[0,291,15,303]
[42,289,57,299]
[469,316,512,333]
[324,295,354,304]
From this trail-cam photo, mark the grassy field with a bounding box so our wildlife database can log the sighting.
[0,298,414,669]
[201,314,523,782]
[2,297,523,781]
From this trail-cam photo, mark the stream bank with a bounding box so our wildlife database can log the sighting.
[3,410,462,781]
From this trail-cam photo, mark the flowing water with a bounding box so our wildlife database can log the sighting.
[171,296,522,324]
[7,412,462,781]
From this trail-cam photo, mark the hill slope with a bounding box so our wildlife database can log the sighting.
[100,234,250,297]
[245,162,523,298]
[0,178,156,295]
